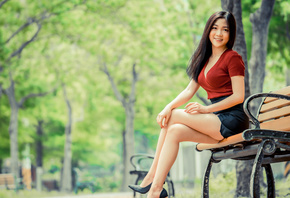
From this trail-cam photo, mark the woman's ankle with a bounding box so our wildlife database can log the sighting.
[140,173,154,187]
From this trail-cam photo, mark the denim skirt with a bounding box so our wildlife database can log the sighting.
[210,95,249,138]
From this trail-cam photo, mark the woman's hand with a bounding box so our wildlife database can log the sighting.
[184,102,209,114]
[156,106,172,128]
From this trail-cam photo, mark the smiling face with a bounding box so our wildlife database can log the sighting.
[209,18,230,50]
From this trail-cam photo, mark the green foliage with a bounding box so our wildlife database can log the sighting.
[264,0,290,90]
[239,0,289,90]
[280,0,290,21]
[0,97,10,158]
[94,176,120,192]
[209,170,236,195]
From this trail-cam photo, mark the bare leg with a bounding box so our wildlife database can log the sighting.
[147,110,223,197]
[140,127,167,187]
[147,124,221,198]
[167,109,224,141]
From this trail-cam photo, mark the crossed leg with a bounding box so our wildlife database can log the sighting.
[140,109,224,198]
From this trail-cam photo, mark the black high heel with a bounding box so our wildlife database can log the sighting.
[128,183,152,194]
[160,188,168,198]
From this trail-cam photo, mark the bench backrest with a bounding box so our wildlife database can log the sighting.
[0,174,16,189]
[258,86,290,131]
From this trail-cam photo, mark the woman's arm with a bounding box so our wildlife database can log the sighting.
[167,79,200,110]
[185,76,245,114]
[206,76,244,112]
[157,79,200,127]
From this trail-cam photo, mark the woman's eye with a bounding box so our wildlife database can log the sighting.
[224,29,229,32]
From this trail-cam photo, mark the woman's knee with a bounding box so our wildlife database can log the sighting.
[168,109,184,125]
[166,124,184,142]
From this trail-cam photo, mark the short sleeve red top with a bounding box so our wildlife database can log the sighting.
[198,49,245,99]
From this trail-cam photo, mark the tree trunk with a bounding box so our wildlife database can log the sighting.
[4,76,56,179]
[221,0,275,196]
[61,84,73,192]
[235,160,253,197]
[249,0,275,113]
[102,62,138,191]
[223,2,252,196]
[221,1,252,195]
[121,104,135,191]
[36,120,44,167]
[61,130,72,192]
[0,0,9,9]
[221,0,250,98]
[35,120,44,192]
[6,81,20,178]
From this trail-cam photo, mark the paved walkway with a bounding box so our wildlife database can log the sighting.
[46,192,132,198]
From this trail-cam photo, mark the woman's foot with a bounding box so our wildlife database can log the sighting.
[128,183,152,194]
[128,173,154,193]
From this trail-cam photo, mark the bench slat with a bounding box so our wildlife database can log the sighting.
[259,99,290,113]
[0,177,14,181]
[0,174,15,184]
[0,179,14,184]
[264,86,290,103]
[0,174,16,190]
[0,174,14,178]
[258,106,290,122]
[260,116,290,131]
[196,133,245,151]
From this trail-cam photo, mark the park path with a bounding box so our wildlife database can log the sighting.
[46,192,132,198]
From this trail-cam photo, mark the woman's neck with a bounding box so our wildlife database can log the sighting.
[211,47,228,58]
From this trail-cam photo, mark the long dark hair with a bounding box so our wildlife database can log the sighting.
[186,11,236,82]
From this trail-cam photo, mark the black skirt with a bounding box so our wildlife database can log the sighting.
[210,95,249,138]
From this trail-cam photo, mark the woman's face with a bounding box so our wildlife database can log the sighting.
[209,18,230,49]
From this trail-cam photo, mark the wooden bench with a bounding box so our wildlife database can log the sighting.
[196,86,290,198]
[129,154,175,198]
[0,173,20,191]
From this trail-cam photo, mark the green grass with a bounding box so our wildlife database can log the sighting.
[0,189,58,198]
[0,173,289,198]
[0,188,95,198]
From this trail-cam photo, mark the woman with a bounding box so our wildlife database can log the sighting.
[129,11,249,198]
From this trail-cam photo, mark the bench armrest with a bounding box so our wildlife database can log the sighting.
[243,128,290,141]
[130,154,154,171]
[243,93,290,129]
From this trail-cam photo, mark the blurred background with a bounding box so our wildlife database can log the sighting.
[0,0,289,197]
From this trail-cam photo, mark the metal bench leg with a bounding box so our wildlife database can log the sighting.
[250,140,266,198]
[165,177,175,198]
[202,155,215,198]
[170,180,175,197]
[264,164,275,198]
[251,139,276,198]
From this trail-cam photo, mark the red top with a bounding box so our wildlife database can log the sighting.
[198,49,245,99]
